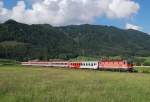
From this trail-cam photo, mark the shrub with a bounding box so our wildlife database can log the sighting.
[143,61,150,66]
[0,59,19,66]
[142,70,149,74]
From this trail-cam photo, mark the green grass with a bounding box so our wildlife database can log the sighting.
[135,66,150,73]
[0,66,150,102]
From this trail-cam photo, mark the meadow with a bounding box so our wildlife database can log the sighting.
[0,65,150,102]
[136,66,150,73]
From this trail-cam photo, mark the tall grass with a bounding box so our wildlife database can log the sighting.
[0,66,150,102]
[135,66,150,73]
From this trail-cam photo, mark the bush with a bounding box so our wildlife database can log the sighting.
[143,61,150,66]
[133,58,146,66]
[142,70,149,74]
[0,59,19,66]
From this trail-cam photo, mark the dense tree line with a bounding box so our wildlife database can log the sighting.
[0,20,150,61]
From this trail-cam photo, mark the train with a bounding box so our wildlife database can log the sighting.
[21,59,134,72]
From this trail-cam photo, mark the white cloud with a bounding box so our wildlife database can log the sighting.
[0,1,10,23]
[0,0,140,26]
[107,0,139,18]
[126,23,142,30]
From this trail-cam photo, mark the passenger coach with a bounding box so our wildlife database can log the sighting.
[69,61,98,69]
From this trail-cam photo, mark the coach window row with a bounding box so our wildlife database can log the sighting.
[71,63,96,66]
[102,62,127,64]
[82,63,96,66]
[52,63,67,65]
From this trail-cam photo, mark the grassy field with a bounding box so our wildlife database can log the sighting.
[135,66,150,73]
[0,66,150,102]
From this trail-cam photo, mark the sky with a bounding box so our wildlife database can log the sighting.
[0,0,149,34]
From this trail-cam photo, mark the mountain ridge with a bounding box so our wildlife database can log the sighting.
[0,20,150,60]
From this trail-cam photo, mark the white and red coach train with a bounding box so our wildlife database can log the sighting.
[22,59,133,71]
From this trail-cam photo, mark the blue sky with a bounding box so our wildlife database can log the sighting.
[1,0,150,34]
[96,0,150,34]
[133,0,150,34]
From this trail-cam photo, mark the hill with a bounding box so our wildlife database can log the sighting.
[59,24,150,56]
[0,20,150,60]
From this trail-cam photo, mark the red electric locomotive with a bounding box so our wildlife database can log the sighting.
[99,59,133,71]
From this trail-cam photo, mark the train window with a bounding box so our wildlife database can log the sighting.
[124,61,126,64]
[91,63,93,66]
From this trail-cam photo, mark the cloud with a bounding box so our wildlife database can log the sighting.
[107,0,139,18]
[0,0,140,26]
[0,1,10,23]
[126,23,142,30]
